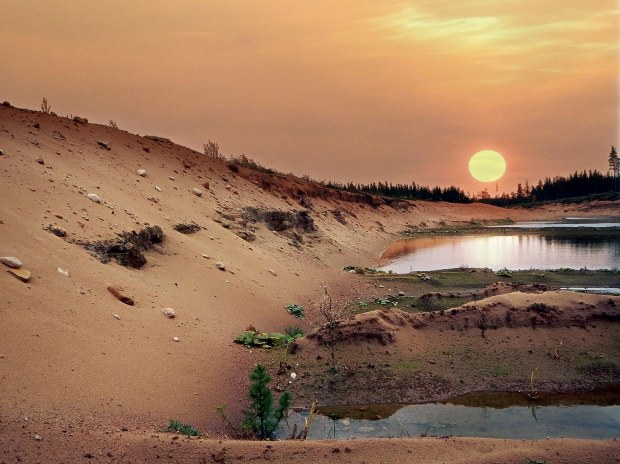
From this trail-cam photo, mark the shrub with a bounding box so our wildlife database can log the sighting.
[285,303,304,318]
[41,97,51,114]
[165,419,200,437]
[243,364,291,439]
[284,325,304,338]
[203,140,224,160]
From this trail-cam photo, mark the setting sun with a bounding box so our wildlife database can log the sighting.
[469,150,507,182]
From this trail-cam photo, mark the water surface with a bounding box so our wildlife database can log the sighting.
[379,234,620,273]
[278,389,620,440]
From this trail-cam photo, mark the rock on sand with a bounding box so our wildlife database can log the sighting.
[87,193,101,203]
[162,308,176,319]
[1,257,22,269]
[8,268,31,282]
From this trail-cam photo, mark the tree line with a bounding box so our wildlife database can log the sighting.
[325,146,618,205]
[322,180,472,203]
[479,169,618,207]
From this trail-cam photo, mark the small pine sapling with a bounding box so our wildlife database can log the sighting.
[243,364,291,439]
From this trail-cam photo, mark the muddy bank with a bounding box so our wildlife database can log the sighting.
[280,290,620,407]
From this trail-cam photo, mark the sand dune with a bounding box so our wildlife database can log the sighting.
[1,104,618,462]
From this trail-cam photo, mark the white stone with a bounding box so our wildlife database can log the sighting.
[201,254,211,259]
[168,176,175,180]
[290,372,297,380]
[86,193,101,203]
[34,434,42,441]
[215,261,226,271]
[57,267,70,277]
[113,314,121,320]
[192,188,202,197]
[1,257,22,269]
[267,269,277,276]
[162,307,176,319]
[172,336,180,342]
[137,169,147,177]
[155,186,161,192]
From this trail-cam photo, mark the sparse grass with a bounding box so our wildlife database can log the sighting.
[165,419,201,437]
[285,325,305,338]
[394,359,419,374]
[578,359,620,378]
[491,366,511,378]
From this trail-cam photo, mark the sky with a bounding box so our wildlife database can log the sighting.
[1,1,618,195]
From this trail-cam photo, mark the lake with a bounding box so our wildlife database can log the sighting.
[379,222,620,273]
[277,388,620,440]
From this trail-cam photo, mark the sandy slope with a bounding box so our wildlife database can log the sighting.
[1,104,619,462]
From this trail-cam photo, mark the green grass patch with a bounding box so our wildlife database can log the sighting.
[491,367,511,378]
[394,359,420,374]
[165,420,201,437]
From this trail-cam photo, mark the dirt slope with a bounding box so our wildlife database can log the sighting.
[1,104,618,462]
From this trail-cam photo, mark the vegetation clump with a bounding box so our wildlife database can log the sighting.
[165,419,200,437]
[496,268,512,278]
[285,303,304,318]
[234,327,303,348]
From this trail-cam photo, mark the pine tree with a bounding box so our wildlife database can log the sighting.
[244,364,291,439]
[609,146,619,192]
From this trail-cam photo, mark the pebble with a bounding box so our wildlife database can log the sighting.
[34,434,42,441]
[162,308,176,319]
[215,261,226,271]
[0,149,4,156]
[8,268,31,282]
[36,157,45,165]
[172,336,180,342]
[48,225,67,237]
[201,254,211,259]
[113,314,121,320]
[155,186,161,192]
[192,188,203,197]
[87,193,101,203]
[97,140,112,150]
[267,269,277,276]
[290,372,297,380]
[57,267,70,277]
[137,169,147,177]
[398,291,405,296]
[169,176,175,181]
[1,256,22,269]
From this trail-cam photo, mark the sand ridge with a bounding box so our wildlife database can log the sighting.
[1,104,619,462]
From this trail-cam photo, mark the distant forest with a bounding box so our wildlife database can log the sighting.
[323,170,617,205]
[322,180,472,203]
[478,170,618,207]
[323,147,619,205]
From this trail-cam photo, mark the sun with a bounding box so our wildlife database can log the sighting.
[469,150,506,182]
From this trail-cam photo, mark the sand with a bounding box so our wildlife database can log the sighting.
[1,104,618,463]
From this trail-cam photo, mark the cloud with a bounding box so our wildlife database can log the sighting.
[374,4,618,73]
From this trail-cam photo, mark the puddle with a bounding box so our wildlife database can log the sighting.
[277,386,620,440]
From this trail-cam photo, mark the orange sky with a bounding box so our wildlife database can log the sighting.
[1,1,617,194]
